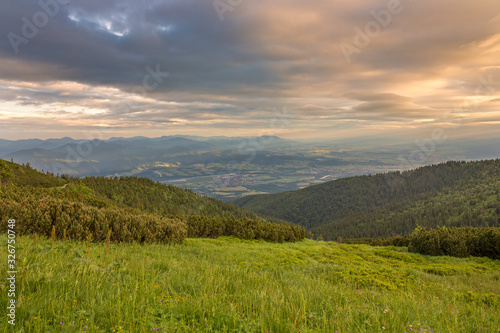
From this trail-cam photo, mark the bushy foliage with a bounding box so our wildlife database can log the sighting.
[81,176,282,222]
[0,162,305,244]
[408,226,500,260]
[80,176,304,242]
[343,235,411,247]
[0,159,15,185]
[187,216,305,242]
[346,226,500,260]
[0,185,186,244]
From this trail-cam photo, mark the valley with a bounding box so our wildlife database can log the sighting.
[3,135,494,201]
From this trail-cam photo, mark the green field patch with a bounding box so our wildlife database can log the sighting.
[244,191,269,196]
[216,186,248,191]
[421,264,464,276]
[2,235,499,332]
[212,192,235,196]
[374,249,426,265]
[458,291,499,307]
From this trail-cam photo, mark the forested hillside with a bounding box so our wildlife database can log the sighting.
[235,159,500,240]
[0,160,304,243]
[81,176,282,222]
[0,159,67,187]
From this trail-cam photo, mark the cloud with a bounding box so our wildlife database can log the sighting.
[341,93,436,121]
[0,0,499,139]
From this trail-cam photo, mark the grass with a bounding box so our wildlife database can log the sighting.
[1,235,499,332]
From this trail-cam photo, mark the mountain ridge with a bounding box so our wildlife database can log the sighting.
[234,159,500,240]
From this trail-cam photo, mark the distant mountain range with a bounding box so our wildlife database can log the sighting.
[0,135,296,176]
[0,137,79,155]
[3,135,500,201]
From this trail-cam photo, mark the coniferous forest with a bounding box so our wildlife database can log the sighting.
[0,160,304,244]
[235,159,500,240]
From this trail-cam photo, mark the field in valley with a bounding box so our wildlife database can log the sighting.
[1,235,499,332]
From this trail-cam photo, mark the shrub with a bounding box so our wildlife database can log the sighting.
[186,215,305,242]
[0,183,304,245]
[408,226,500,260]
[0,184,186,244]
[343,235,411,247]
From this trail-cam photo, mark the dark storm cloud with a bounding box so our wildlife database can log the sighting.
[0,0,273,95]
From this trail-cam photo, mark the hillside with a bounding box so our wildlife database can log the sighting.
[0,159,67,187]
[1,234,498,331]
[0,160,304,243]
[234,159,500,240]
[80,176,282,222]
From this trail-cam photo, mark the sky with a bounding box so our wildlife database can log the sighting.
[0,0,499,141]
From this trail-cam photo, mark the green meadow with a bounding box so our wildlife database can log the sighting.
[1,235,499,332]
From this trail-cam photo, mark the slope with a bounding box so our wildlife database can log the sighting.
[234,159,500,240]
[2,234,499,331]
[0,160,304,243]
[80,176,285,222]
[1,159,67,187]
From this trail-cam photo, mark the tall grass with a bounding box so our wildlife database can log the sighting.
[1,235,499,332]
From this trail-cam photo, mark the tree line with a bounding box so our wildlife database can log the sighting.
[345,226,500,260]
